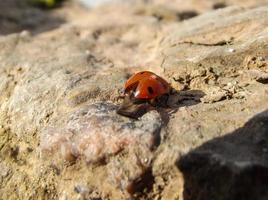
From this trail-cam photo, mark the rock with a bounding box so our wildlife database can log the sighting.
[177,109,268,200]
[243,55,267,70]
[74,184,92,197]
[0,0,268,199]
[0,0,65,35]
[201,86,230,103]
[0,161,10,180]
[40,102,162,163]
[40,101,162,196]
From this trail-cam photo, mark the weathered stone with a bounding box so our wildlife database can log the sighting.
[0,161,10,180]
[40,102,162,163]
[0,0,268,199]
[177,109,268,200]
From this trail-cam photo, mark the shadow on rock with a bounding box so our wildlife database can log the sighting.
[177,109,268,200]
[0,0,66,35]
[176,10,199,21]
[117,89,205,122]
[168,89,205,108]
[158,89,205,125]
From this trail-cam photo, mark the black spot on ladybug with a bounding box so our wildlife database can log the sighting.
[140,72,145,74]
[148,87,154,94]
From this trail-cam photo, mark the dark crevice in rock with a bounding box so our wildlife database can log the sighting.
[177,11,199,21]
[213,2,227,10]
[151,125,162,150]
[127,168,155,197]
[257,79,268,84]
[172,39,234,47]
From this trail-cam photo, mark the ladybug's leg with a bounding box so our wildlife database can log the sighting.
[117,96,151,119]
[163,94,170,107]
[170,88,177,95]
[152,94,170,107]
[149,98,157,106]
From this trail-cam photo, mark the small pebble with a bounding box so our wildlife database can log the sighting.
[19,30,31,40]
[228,48,236,53]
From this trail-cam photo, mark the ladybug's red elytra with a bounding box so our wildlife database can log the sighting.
[124,71,171,100]
[117,71,171,119]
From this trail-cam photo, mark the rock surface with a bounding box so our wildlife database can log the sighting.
[178,109,268,200]
[0,0,268,199]
[41,102,161,164]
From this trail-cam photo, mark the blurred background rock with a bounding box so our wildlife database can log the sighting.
[1,0,267,36]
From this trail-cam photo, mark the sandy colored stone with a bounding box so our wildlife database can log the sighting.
[0,0,268,199]
[178,109,268,200]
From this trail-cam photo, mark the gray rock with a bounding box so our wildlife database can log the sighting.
[177,109,268,200]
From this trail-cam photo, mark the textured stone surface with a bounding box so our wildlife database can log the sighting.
[41,102,162,163]
[178,109,268,200]
[0,0,268,199]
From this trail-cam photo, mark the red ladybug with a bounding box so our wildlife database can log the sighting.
[117,71,171,118]
[124,71,171,100]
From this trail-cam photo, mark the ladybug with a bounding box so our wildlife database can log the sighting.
[124,71,171,100]
[117,71,171,118]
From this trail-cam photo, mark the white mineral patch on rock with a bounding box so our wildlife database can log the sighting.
[40,102,162,163]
